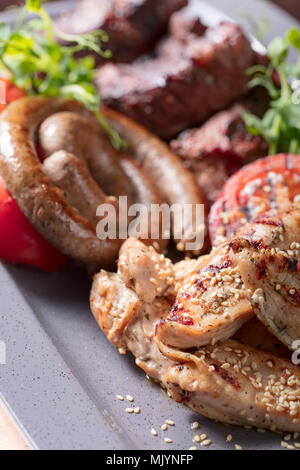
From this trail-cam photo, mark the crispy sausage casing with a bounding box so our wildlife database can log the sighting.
[0,97,123,270]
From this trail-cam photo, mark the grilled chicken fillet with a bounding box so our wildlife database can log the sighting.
[90,238,300,432]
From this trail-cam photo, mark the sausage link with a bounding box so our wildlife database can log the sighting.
[39,111,135,202]
[43,150,112,225]
[0,97,122,270]
[103,108,209,254]
[120,156,168,251]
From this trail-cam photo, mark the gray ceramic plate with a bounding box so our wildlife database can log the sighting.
[0,0,299,451]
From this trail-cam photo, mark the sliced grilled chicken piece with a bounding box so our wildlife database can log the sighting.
[90,271,141,353]
[163,340,300,432]
[118,238,175,303]
[173,255,210,284]
[91,270,172,383]
[230,206,300,350]
[91,238,300,432]
[156,247,253,349]
[91,240,175,382]
[158,205,300,350]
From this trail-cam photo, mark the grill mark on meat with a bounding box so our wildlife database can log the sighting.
[253,217,284,228]
[96,22,257,139]
[256,258,266,280]
[193,279,207,294]
[169,302,194,326]
[201,259,232,274]
[211,363,240,390]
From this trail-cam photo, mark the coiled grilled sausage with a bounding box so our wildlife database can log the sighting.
[0,97,125,270]
[119,156,168,251]
[0,97,171,269]
[43,150,112,225]
[39,111,135,201]
[39,106,209,254]
[103,108,209,254]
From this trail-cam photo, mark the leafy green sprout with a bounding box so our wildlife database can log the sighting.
[242,27,300,155]
[0,0,125,150]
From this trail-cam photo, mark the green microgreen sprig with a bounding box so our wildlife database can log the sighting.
[242,27,300,155]
[0,0,125,149]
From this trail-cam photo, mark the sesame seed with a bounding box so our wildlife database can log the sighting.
[116,395,124,401]
[200,434,207,441]
[281,441,288,448]
[294,443,300,448]
[201,440,212,447]
[161,423,168,431]
[126,395,134,402]
[176,242,184,252]
[164,438,173,443]
[267,361,273,368]
[226,434,233,442]
[151,429,158,436]
[235,444,243,450]
[191,421,200,430]
[166,420,175,426]
[134,407,140,414]
[284,434,291,441]
[289,289,296,295]
[287,445,295,450]
[221,363,231,370]
[189,446,197,451]
[126,408,134,414]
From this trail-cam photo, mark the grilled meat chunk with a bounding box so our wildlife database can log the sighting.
[231,206,300,351]
[91,239,174,382]
[156,248,253,349]
[55,0,187,64]
[158,206,300,351]
[171,90,269,206]
[118,238,175,303]
[91,238,300,432]
[96,22,257,139]
[164,340,300,432]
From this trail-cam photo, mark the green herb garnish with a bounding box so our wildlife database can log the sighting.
[0,0,125,149]
[242,27,300,155]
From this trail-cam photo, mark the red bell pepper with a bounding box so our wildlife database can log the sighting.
[0,78,69,270]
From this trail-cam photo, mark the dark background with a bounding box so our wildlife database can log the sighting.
[0,1,298,20]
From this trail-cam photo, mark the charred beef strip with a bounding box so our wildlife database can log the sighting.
[55,0,187,64]
[171,89,269,206]
[96,22,257,139]
[155,7,207,58]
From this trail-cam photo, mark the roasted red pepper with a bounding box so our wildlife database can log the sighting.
[0,78,68,270]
